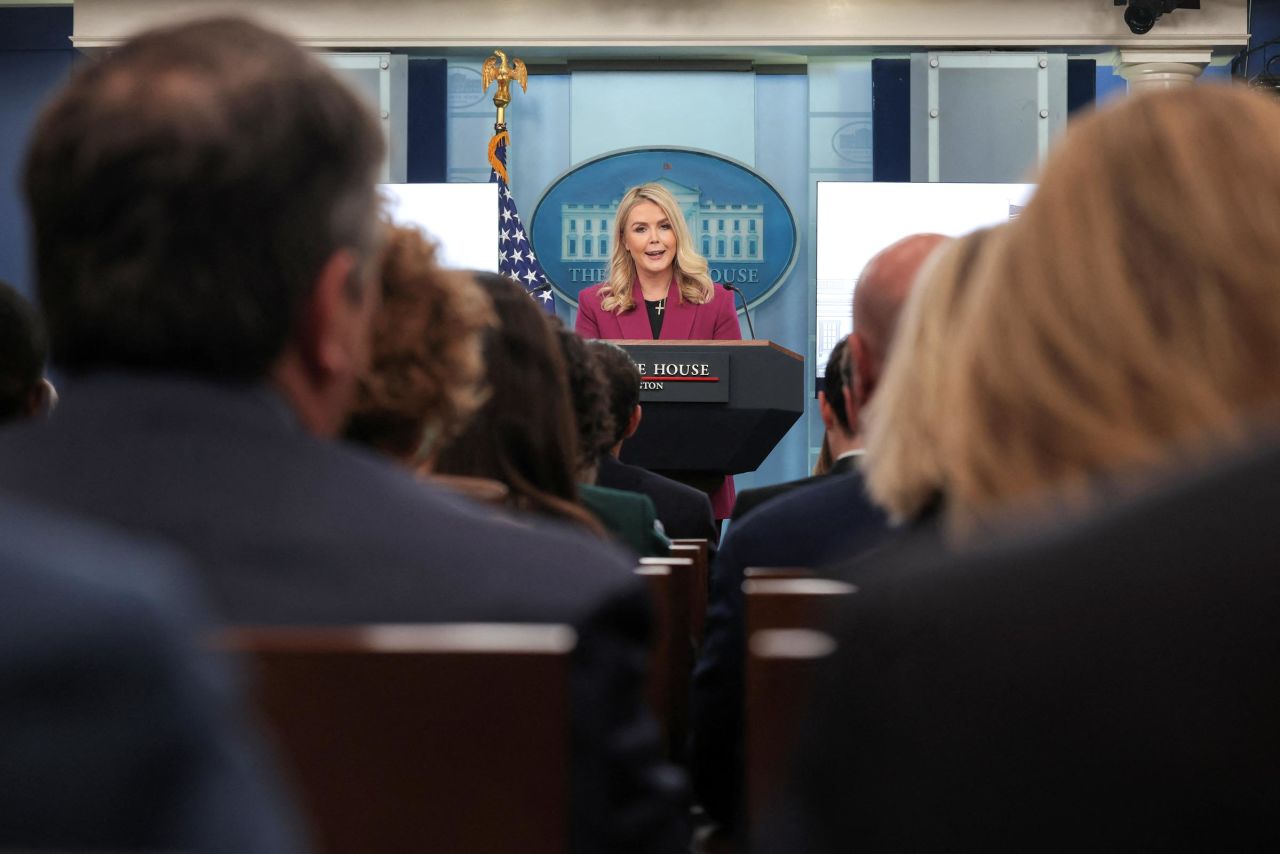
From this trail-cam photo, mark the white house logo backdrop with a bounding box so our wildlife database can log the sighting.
[530,148,798,308]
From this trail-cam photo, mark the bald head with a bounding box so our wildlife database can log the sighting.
[849,233,948,407]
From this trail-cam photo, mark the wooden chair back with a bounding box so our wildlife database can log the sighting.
[635,565,675,751]
[220,624,574,854]
[670,538,712,644]
[744,566,816,582]
[746,629,839,824]
[742,578,856,826]
[744,577,856,635]
[637,556,695,760]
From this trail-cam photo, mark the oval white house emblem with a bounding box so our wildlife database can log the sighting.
[530,147,799,309]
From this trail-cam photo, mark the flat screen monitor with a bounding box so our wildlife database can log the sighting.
[815,181,1035,377]
[379,183,499,272]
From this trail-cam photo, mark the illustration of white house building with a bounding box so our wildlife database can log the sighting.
[560,178,764,264]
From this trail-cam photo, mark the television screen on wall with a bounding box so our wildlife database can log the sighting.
[815,181,1036,377]
[379,183,499,272]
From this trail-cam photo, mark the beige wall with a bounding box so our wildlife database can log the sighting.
[72,0,1248,54]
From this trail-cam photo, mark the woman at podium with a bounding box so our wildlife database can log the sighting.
[575,182,743,519]
[575,182,742,342]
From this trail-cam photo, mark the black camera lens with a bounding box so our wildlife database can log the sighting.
[1125,4,1159,34]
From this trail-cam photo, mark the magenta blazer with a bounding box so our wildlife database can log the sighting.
[575,280,742,519]
[575,281,743,342]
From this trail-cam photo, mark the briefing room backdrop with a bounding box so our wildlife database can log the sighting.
[0,0,1260,489]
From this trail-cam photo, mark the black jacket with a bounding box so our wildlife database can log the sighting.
[765,443,1280,852]
[597,453,719,544]
[729,453,859,522]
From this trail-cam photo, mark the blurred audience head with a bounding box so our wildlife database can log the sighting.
[587,341,641,455]
[849,233,949,408]
[432,274,601,531]
[345,225,494,466]
[554,326,616,482]
[23,16,385,436]
[942,86,1280,532]
[819,336,855,441]
[812,434,834,477]
[863,227,993,523]
[0,280,54,423]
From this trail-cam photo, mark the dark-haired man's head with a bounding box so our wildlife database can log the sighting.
[23,17,385,436]
[0,281,53,423]
[587,341,642,455]
[819,337,859,455]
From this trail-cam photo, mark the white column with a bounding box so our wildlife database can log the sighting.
[1116,50,1212,93]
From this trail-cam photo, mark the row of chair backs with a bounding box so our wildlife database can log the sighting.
[220,624,574,854]
[633,552,857,826]
[220,545,843,852]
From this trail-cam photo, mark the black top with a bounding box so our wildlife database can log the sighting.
[644,298,665,339]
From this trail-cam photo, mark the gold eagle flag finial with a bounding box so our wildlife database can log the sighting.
[481,49,528,127]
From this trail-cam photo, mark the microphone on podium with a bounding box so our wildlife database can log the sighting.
[722,282,756,339]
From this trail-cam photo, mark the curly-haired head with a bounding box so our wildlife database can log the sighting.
[554,324,616,474]
[588,341,641,447]
[345,225,494,461]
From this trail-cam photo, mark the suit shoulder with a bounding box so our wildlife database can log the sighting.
[578,283,606,306]
[583,483,657,521]
[645,467,707,498]
[304,442,642,603]
[0,496,203,634]
[733,476,814,520]
[735,474,873,540]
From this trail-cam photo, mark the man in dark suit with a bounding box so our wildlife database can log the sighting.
[0,18,684,854]
[590,340,719,545]
[764,442,1280,852]
[0,493,301,852]
[729,338,860,522]
[690,234,945,835]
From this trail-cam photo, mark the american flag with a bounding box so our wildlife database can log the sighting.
[489,128,556,313]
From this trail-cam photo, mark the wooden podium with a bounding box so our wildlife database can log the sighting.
[612,340,805,478]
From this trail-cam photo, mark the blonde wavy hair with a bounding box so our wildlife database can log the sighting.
[863,228,990,523]
[940,85,1280,534]
[346,224,495,462]
[599,182,714,314]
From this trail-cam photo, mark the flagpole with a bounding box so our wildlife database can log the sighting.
[483,49,556,313]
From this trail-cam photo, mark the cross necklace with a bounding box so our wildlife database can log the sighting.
[654,298,665,314]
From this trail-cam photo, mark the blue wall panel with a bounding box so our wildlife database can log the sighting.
[407,59,448,182]
[738,73,811,491]
[1241,2,1280,79]
[0,8,75,298]
[872,59,910,182]
[569,72,756,166]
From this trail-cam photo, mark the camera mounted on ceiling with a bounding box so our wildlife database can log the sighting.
[1114,1,1201,36]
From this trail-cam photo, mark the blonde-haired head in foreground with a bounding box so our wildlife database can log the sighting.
[600,182,714,314]
[941,85,1280,535]
[863,227,995,523]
